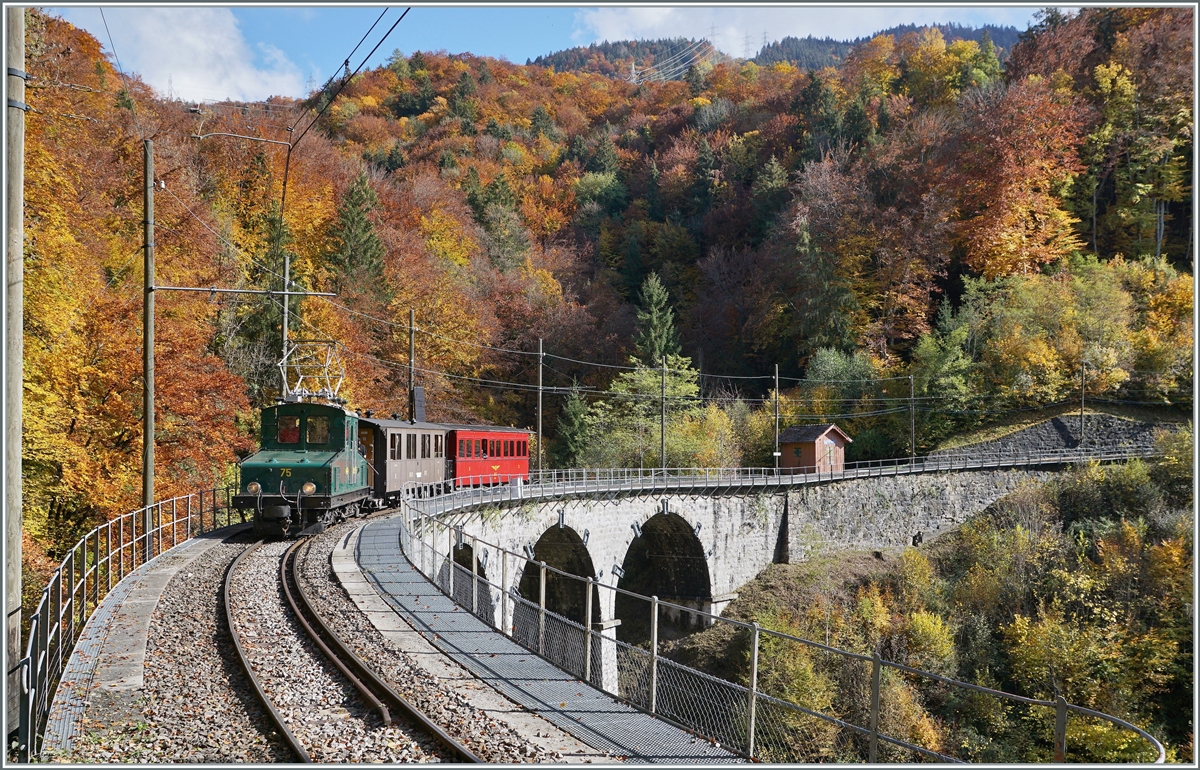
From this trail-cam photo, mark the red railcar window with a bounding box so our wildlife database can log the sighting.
[474,439,480,458]
[521,440,527,456]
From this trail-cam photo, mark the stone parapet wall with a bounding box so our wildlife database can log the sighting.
[785,469,1052,561]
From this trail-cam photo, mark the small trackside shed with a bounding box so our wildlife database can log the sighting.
[780,424,852,473]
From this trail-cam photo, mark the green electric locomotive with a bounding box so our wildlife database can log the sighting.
[233,402,369,537]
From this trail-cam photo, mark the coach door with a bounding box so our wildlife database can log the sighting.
[358,426,375,488]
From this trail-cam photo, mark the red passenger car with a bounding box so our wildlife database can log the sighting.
[447,426,531,486]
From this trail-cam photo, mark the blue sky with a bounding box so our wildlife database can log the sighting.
[46,5,1047,102]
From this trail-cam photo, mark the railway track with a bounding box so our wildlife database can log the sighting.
[224,538,481,763]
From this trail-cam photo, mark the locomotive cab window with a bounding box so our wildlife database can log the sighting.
[277,416,300,444]
[307,416,329,444]
[390,433,401,460]
[407,433,417,459]
[421,434,431,459]
[434,435,443,458]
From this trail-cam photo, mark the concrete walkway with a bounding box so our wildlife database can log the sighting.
[331,527,611,762]
[41,527,247,754]
[356,517,741,764]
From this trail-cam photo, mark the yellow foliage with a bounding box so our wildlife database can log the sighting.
[905,611,955,673]
[418,208,476,267]
[898,547,935,609]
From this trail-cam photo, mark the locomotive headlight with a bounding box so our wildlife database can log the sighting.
[301,481,317,495]
[247,481,262,495]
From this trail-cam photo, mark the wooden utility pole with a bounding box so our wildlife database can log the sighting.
[660,356,666,471]
[909,374,915,462]
[773,365,780,471]
[6,5,25,737]
[1080,362,1086,447]
[143,141,154,509]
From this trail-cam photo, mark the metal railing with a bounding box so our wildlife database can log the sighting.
[11,487,241,762]
[404,445,1159,516]
[397,501,1166,763]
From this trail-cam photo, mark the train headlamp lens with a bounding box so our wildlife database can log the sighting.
[247,481,261,495]
[301,482,317,495]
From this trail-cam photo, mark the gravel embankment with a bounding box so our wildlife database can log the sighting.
[934,414,1166,457]
[53,536,292,763]
[297,523,567,763]
[229,538,446,763]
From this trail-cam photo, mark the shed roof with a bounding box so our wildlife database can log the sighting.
[779,424,853,444]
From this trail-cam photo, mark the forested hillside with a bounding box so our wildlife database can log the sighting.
[21,8,1193,575]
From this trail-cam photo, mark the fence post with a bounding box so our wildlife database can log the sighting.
[105,522,112,593]
[538,561,546,655]
[471,535,478,616]
[650,595,659,714]
[156,502,162,556]
[1054,696,1068,762]
[92,530,101,605]
[172,498,177,549]
[748,622,759,759]
[118,516,125,581]
[584,577,594,683]
[869,651,881,763]
[186,495,192,540]
[501,549,509,635]
[447,523,455,597]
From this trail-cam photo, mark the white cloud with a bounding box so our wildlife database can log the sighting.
[51,7,305,101]
[574,6,1039,56]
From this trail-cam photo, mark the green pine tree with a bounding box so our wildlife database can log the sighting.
[552,386,590,468]
[328,172,387,297]
[685,64,706,97]
[530,105,557,139]
[587,133,620,175]
[633,272,682,365]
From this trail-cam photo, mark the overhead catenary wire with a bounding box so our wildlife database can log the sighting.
[98,7,143,139]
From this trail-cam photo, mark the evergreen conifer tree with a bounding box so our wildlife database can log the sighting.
[328,172,387,297]
[552,386,589,467]
[587,133,620,175]
[633,272,682,365]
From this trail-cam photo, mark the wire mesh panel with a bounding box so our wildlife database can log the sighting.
[754,692,863,763]
[509,592,541,653]
[655,656,750,752]
[541,609,588,680]
[748,634,872,762]
[613,637,652,710]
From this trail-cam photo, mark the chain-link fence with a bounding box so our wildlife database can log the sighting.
[12,488,242,762]
[398,499,1166,764]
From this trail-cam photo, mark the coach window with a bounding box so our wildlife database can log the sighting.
[472,439,479,458]
[407,433,417,460]
[458,439,465,457]
[277,416,300,444]
[421,434,431,459]
[522,440,528,456]
[390,433,401,460]
[307,416,329,444]
[505,440,512,457]
[434,435,443,458]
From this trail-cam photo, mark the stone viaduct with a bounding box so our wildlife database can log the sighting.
[416,466,1056,652]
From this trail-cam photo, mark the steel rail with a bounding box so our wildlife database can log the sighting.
[288,538,483,763]
[279,539,393,726]
[223,540,311,763]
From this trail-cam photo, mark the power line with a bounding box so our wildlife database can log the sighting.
[290,7,410,150]
[98,8,143,139]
